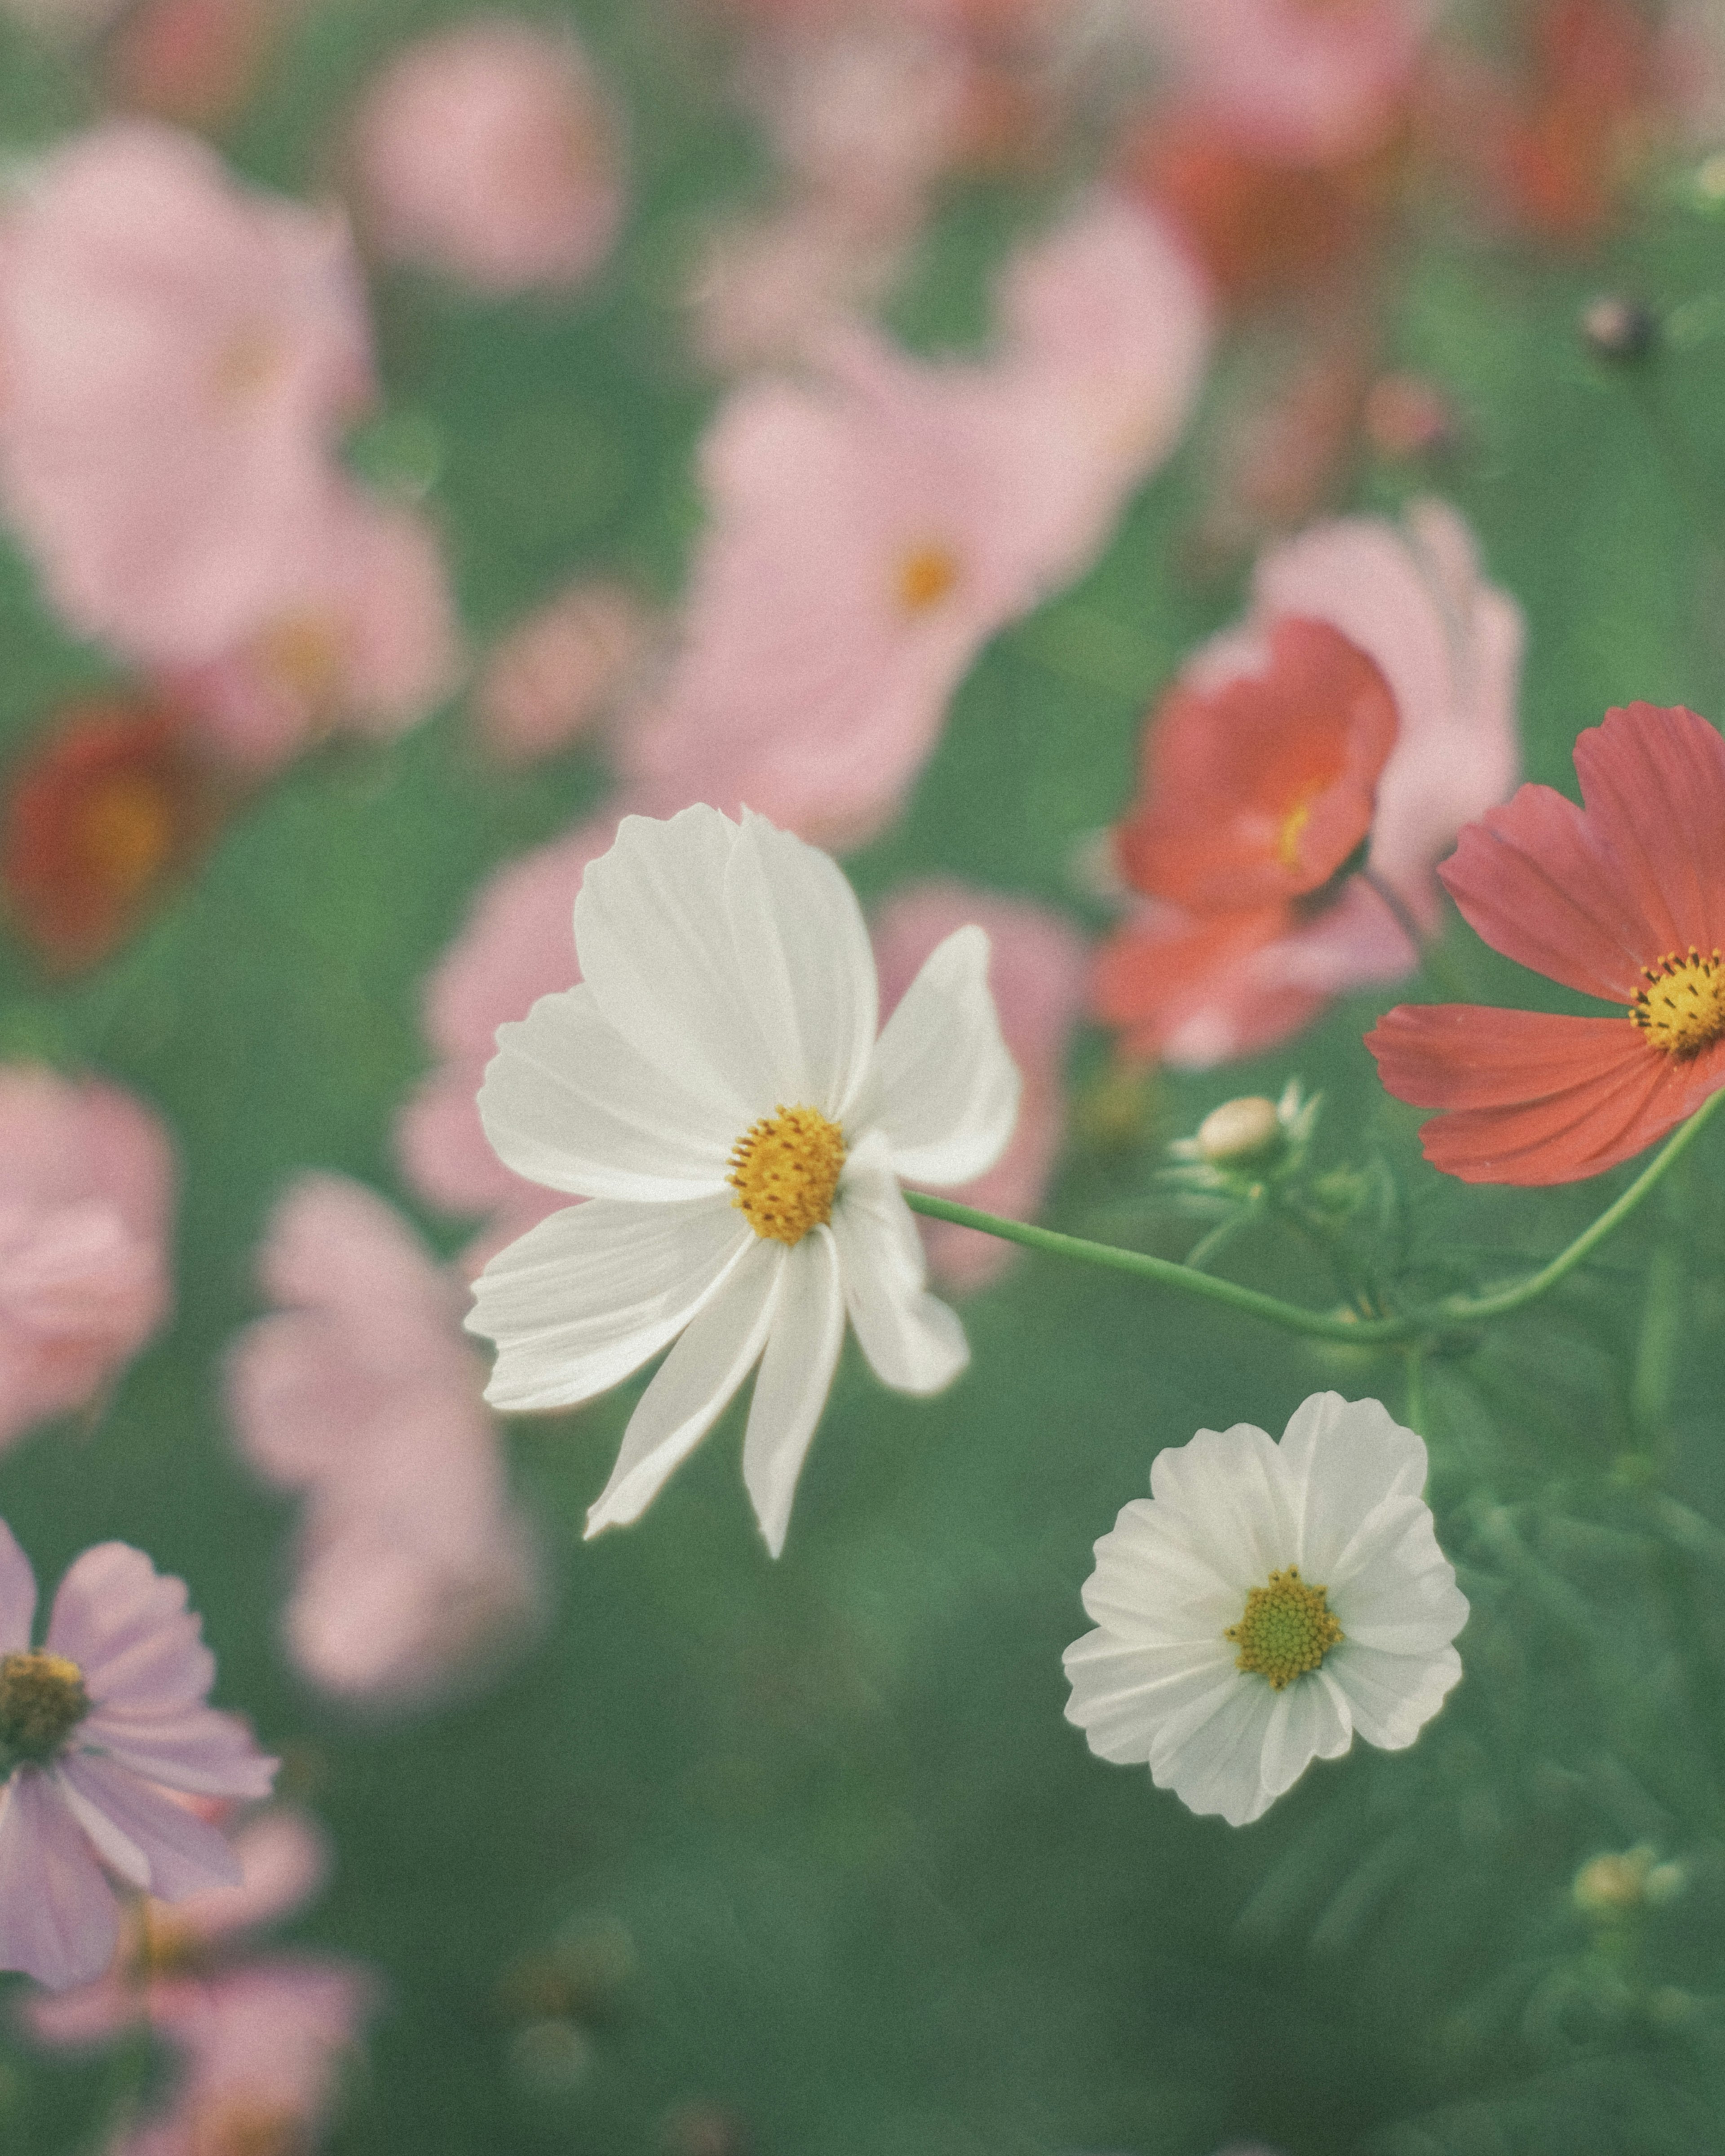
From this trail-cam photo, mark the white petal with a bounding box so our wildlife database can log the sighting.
[1150,1674,1280,1826]
[867,926,1022,1185]
[1079,1501,1239,1645]
[571,807,770,1120]
[1147,1423,1296,1593]
[478,985,734,1202]
[585,1240,783,1535]
[828,1139,967,1395]
[469,1195,751,1414]
[1327,1640,1462,1750]
[1257,1671,1353,1804]
[1278,1393,1429,1581]
[725,813,878,1119]
[1328,1499,1470,1654]
[740,1227,846,1557]
[1062,1627,1238,1763]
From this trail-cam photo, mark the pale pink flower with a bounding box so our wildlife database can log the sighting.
[1134,0,1437,161]
[0,1524,276,1992]
[394,815,618,1251]
[162,485,462,776]
[0,121,373,667]
[476,581,651,768]
[0,1065,174,1452]
[348,17,624,295]
[24,1804,332,2046]
[106,1959,375,2156]
[624,190,1209,850]
[873,881,1085,1290]
[226,1174,545,1707]
[1100,499,1523,1069]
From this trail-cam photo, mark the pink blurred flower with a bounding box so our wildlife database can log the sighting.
[476,581,652,768]
[107,1959,375,2156]
[348,16,624,296]
[873,881,1085,1290]
[0,1524,276,1992]
[1095,499,1523,1067]
[1134,0,1437,161]
[24,1804,331,2047]
[0,1065,174,1450]
[161,486,462,777]
[104,0,296,128]
[0,120,373,668]
[395,816,617,1250]
[689,199,906,374]
[226,1173,545,1708]
[624,191,1209,850]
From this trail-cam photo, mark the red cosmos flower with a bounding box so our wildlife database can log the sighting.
[1,701,222,974]
[1368,703,1725,1185]
[1095,616,1400,1060]
[1115,616,1398,911]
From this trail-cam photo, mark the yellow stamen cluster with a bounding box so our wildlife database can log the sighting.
[1225,1566,1344,1690]
[0,1650,91,1764]
[1275,795,1314,872]
[896,544,960,614]
[728,1106,846,1246]
[1630,947,1725,1058]
[81,776,174,896]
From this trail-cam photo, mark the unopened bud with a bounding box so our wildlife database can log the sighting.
[1196,1096,1284,1169]
[1581,295,1657,363]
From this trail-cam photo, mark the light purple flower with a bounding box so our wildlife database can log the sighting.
[0,1523,275,1991]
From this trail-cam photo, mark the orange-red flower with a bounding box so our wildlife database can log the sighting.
[1,701,222,974]
[1115,616,1398,912]
[1368,703,1725,1184]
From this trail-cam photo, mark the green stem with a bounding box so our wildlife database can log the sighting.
[906,1083,1725,1346]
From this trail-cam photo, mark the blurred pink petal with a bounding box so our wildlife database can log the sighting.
[0,121,372,667]
[689,199,906,374]
[349,17,624,295]
[161,485,461,776]
[625,191,1209,850]
[477,582,652,767]
[1133,0,1437,160]
[873,881,1085,1290]
[226,1175,546,1707]
[0,1066,173,1451]
[0,1521,274,1991]
[394,816,617,1241]
[110,1958,377,2156]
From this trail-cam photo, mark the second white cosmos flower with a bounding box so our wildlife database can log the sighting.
[466,804,1021,1555]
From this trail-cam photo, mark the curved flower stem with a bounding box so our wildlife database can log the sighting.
[905,1083,1725,1346]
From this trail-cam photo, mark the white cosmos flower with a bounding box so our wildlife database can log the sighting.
[465,804,1021,1555]
[1063,1393,1467,1825]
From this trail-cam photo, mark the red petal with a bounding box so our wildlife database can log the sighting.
[1439,786,1652,1002]
[1366,1003,1641,1108]
[1573,703,1725,959]
[1092,906,1292,1059]
[1367,1003,1725,1184]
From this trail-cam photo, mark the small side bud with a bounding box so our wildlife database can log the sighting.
[1581,296,1657,364]
[1197,1096,1286,1170]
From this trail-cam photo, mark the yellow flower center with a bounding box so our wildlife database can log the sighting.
[1275,794,1315,872]
[0,1650,91,1764]
[80,773,175,896]
[896,544,960,614]
[1224,1566,1344,1690]
[727,1106,846,1246]
[1630,947,1725,1058]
